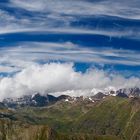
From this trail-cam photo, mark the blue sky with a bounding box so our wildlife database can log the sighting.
[0,0,140,99]
[0,0,140,76]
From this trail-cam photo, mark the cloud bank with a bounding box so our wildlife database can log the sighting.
[0,63,140,100]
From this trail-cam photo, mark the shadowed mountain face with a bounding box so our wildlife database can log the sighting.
[2,93,71,108]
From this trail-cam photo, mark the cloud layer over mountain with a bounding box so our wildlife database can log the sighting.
[0,63,140,100]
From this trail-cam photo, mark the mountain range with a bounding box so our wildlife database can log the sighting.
[1,87,140,140]
[2,87,139,108]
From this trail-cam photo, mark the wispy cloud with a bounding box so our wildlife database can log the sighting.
[0,42,140,74]
[0,0,139,40]
[10,0,140,19]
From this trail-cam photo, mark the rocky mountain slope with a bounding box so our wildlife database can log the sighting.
[2,87,140,108]
[1,87,140,140]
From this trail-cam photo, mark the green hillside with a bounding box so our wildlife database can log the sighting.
[1,97,140,140]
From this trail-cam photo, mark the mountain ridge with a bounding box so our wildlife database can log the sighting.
[2,87,140,108]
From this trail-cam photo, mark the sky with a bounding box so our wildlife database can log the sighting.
[0,0,140,99]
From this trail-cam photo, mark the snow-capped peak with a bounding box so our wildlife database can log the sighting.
[91,88,103,95]
[104,86,117,92]
[104,86,117,96]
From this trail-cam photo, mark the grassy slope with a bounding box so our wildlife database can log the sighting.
[74,97,140,140]
[1,97,140,140]
[0,119,119,140]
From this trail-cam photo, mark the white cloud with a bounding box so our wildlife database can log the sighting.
[10,0,140,19]
[0,65,19,73]
[2,42,140,66]
[0,0,139,40]
[0,42,140,74]
[0,62,140,100]
[10,0,46,11]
